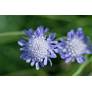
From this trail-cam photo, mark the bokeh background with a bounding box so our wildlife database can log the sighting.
[0,15,92,76]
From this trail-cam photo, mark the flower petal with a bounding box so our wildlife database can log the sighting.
[53,48,59,53]
[44,57,48,66]
[49,49,57,58]
[31,60,35,66]
[35,62,40,70]
[26,59,31,63]
[65,57,72,63]
[76,28,84,39]
[47,33,56,41]
[85,48,92,54]
[35,26,48,37]
[24,29,33,37]
[20,52,30,61]
[67,30,75,40]
[76,56,85,64]
[18,39,26,46]
[35,27,43,36]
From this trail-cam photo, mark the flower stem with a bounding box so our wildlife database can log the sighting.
[0,31,24,37]
[72,57,92,76]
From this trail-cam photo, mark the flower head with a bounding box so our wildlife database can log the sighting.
[18,26,58,70]
[58,28,92,63]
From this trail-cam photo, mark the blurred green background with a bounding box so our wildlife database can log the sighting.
[0,15,92,76]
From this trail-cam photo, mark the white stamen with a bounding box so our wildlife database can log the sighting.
[67,36,87,56]
[29,36,49,62]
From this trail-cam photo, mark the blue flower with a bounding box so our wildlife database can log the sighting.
[18,26,58,70]
[58,28,92,64]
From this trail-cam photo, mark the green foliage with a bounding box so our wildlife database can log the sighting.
[0,15,92,76]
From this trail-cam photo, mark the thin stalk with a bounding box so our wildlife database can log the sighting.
[72,57,92,76]
[0,31,24,37]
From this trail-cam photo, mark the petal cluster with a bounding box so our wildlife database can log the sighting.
[18,26,58,70]
[58,28,92,63]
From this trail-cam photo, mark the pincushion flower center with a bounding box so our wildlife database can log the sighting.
[30,37,49,60]
[68,36,87,56]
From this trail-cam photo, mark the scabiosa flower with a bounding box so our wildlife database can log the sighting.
[58,28,92,64]
[18,26,58,70]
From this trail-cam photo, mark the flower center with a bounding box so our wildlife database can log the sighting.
[30,37,49,61]
[67,36,87,56]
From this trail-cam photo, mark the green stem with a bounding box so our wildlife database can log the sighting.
[72,57,92,76]
[0,31,24,37]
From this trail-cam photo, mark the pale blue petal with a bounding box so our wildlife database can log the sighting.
[67,30,75,40]
[76,28,84,39]
[54,48,59,53]
[76,56,85,64]
[49,49,57,58]
[44,57,48,66]
[35,26,48,36]
[85,49,92,54]
[31,60,35,66]
[18,39,26,46]
[65,57,72,63]
[47,33,56,41]
[26,59,31,63]
[50,41,58,44]
[35,27,43,36]
[36,62,40,70]
[24,29,33,37]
